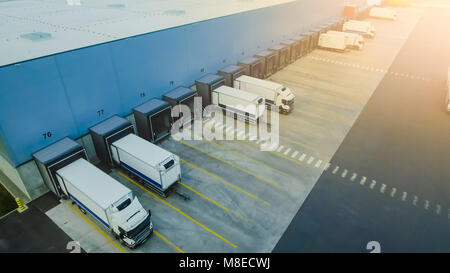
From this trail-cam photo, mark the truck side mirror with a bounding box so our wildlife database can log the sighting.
[148,209,152,217]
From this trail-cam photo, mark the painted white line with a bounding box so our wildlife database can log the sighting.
[315,160,322,168]
[380,184,386,194]
[332,166,339,174]
[307,156,314,164]
[350,173,357,181]
[370,180,376,189]
[390,188,396,198]
[291,151,299,158]
[448,209,450,219]
[299,154,306,161]
[360,176,366,185]
[237,131,245,137]
[249,135,257,141]
[276,145,284,152]
[341,169,348,178]
[424,200,429,210]
[324,162,331,171]
[436,204,441,215]
[402,192,408,202]
[256,139,264,144]
[283,148,292,156]
[413,196,419,206]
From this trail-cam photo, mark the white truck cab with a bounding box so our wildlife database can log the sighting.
[234,75,295,114]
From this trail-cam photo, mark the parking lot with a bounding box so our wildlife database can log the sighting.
[45,7,424,253]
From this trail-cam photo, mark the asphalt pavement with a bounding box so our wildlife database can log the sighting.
[274,7,450,253]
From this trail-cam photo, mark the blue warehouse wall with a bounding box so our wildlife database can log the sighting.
[0,0,352,166]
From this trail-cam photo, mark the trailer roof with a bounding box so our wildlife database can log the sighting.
[56,158,131,209]
[236,75,283,90]
[112,133,174,167]
[0,0,294,67]
[215,85,261,103]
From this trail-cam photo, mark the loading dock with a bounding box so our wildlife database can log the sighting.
[195,74,226,106]
[268,44,289,71]
[89,116,135,167]
[254,50,277,78]
[162,87,197,125]
[280,39,299,64]
[133,99,173,143]
[217,65,245,88]
[237,56,264,79]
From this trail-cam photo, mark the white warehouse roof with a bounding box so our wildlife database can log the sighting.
[0,0,294,67]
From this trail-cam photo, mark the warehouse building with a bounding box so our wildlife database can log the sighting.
[0,0,373,202]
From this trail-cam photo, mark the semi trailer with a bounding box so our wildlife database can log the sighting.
[234,75,295,114]
[327,30,364,50]
[90,116,182,196]
[369,7,398,20]
[56,158,153,248]
[318,33,347,52]
[343,20,376,38]
[212,85,266,124]
[111,133,181,195]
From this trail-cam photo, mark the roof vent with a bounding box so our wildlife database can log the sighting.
[20,32,52,42]
[164,9,186,16]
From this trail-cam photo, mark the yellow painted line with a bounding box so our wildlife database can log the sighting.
[67,202,126,253]
[153,230,184,253]
[118,171,238,248]
[179,182,229,211]
[181,159,270,206]
[178,140,282,189]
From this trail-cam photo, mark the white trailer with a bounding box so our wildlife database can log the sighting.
[318,33,347,52]
[212,85,266,124]
[343,20,376,38]
[369,7,398,20]
[56,158,153,248]
[233,75,295,114]
[111,133,181,195]
[327,30,365,50]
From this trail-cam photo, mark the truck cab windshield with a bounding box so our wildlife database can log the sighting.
[117,198,131,211]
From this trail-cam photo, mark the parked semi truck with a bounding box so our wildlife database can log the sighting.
[90,116,182,197]
[56,158,153,248]
[212,85,266,124]
[369,7,398,20]
[111,133,181,195]
[327,30,364,50]
[233,75,295,114]
[343,20,376,38]
[318,33,347,52]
